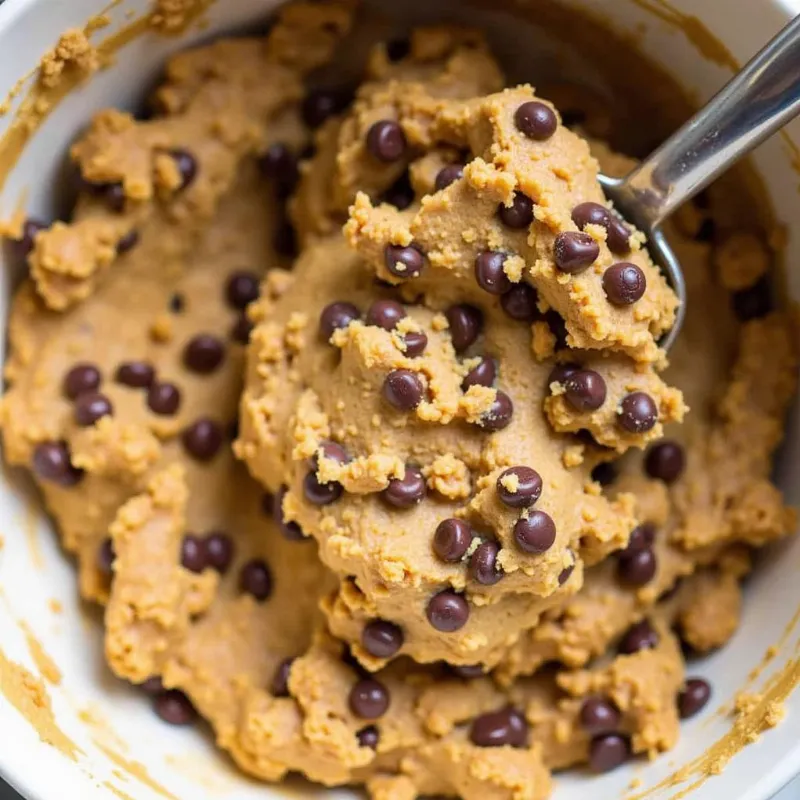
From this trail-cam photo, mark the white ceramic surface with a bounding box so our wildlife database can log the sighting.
[0,1,798,799]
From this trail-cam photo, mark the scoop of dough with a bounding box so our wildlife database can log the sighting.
[344,86,679,365]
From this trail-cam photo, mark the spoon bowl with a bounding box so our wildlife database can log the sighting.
[598,14,800,350]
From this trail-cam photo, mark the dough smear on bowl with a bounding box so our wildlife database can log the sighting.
[1,3,798,798]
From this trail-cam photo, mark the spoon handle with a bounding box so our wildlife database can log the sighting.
[608,14,800,229]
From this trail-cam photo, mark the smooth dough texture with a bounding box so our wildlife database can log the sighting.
[2,4,798,800]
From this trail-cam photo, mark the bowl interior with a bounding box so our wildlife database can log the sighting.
[0,1,798,799]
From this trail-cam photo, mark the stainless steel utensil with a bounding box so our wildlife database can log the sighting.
[599,15,800,349]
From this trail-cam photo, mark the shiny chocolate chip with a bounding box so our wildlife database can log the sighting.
[362,620,404,659]
[470,707,528,748]
[433,519,472,562]
[63,363,101,400]
[366,120,407,162]
[381,465,426,508]
[426,591,469,632]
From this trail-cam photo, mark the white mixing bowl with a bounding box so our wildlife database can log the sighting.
[0,1,798,799]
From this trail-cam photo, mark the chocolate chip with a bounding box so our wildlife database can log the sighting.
[548,362,579,387]
[259,143,299,194]
[10,219,46,260]
[304,470,342,505]
[618,620,658,655]
[147,382,181,415]
[366,299,405,331]
[239,558,273,601]
[558,554,575,585]
[32,441,82,486]
[732,275,773,321]
[563,370,606,411]
[589,733,630,772]
[271,658,293,697]
[645,441,685,483]
[205,531,234,573]
[225,270,260,310]
[75,392,113,426]
[385,244,424,279]
[319,301,360,341]
[386,37,410,61]
[302,87,350,128]
[618,547,657,587]
[140,676,164,695]
[182,418,223,461]
[478,390,514,431]
[401,331,427,357]
[435,163,464,191]
[362,620,404,658]
[607,217,632,254]
[169,293,185,313]
[450,664,485,680]
[427,591,469,632]
[170,148,198,191]
[97,538,115,577]
[357,725,379,749]
[181,534,207,573]
[603,263,646,305]
[183,334,225,374]
[498,192,534,229]
[349,678,390,719]
[618,392,658,433]
[313,440,350,468]
[382,171,415,210]
[514,101,558,140]
[591,461,617,486]
[446,304,483,352]
[433,519,472,562]
[366,120,407,162]
[116,230,139,254]
[63,363,101,399]
[500,283,539,322]
[462,357,496,390]
[273,486,304,541]
[154,689,196,726]
[102,183,126,213]
[474,251,512,295]
[554,231,599,273]
[678,678,711,719]
[115,361,154,388]
[514,511,556,554]
[469,540,502,585]
[572,202,631,254]
[580,696,621,735]
[625,523,656,553]
[496,466,542,508]
[470,707,528,748]
[571,201,610,230]
[381,465,426,508]
[80,178,126,212]
[382,370,424,411]
[230,313,253,344]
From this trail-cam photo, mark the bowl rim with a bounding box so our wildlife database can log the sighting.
[0,0,798,798]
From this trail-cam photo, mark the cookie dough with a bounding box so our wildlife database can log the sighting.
[238,32,688,667]
[1,4,797,800]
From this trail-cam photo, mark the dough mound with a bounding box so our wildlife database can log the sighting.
[1,6,798,800]
[239,30,686,667]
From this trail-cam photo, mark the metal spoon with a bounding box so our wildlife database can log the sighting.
[599,15,800,350]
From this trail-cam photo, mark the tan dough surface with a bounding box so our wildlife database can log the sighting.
[1,5,798,800]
